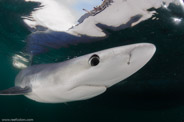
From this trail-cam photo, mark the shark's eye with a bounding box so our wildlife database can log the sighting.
[89,54,100,66]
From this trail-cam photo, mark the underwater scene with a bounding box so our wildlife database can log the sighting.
[0,0,184,122]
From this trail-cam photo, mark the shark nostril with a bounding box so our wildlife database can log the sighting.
[89,54,100,66]
[127,53,132,65]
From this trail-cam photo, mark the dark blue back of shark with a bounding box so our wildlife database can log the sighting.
[26,30,105,55]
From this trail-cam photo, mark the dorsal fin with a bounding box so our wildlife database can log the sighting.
[0,86,32,95]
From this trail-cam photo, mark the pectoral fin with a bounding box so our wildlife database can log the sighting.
[0,86,32,95]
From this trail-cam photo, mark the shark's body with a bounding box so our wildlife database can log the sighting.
[0,43,156,103]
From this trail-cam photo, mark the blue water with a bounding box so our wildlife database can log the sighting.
[0,0,184,122]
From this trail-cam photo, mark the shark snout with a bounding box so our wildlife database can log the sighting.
[128,43,156,67]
